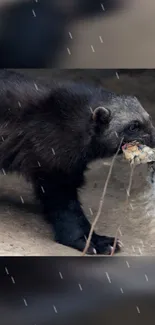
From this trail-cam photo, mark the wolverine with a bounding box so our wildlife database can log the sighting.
[0,70,155,254]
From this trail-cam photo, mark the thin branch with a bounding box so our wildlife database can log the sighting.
[82,137,124,256]
[126,164,135,204]
[111,159,135,255]
[110,227,120,256]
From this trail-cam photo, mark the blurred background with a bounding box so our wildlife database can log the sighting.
[0,0,155,68]
[0,256,155,325]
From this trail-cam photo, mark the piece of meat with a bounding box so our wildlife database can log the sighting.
[122,141,155,165]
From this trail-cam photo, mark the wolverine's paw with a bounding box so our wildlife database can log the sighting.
[91,234,122,255]
[66,235,122,255]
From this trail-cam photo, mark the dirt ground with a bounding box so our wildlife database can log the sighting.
[1,69,155,256]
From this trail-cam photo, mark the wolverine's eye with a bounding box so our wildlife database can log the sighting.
[128,121,141,132]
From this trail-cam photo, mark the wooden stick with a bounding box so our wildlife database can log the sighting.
[81,137,124,256]
[126,164,135,204]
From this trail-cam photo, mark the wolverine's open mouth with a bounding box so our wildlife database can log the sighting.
[122,138,145,147]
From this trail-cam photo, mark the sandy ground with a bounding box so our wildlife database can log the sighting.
[1,69,155,256]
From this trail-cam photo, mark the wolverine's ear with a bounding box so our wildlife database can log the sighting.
[92,106,111,124]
